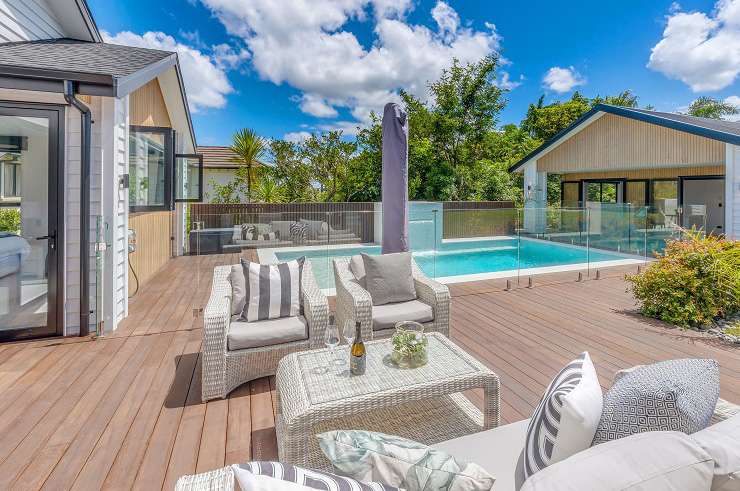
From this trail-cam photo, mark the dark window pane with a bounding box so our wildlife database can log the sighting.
[129,131,166,208]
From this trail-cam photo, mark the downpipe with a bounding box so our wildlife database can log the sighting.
[63,81,92,336]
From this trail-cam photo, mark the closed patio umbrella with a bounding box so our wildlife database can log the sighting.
[381,102,409,254]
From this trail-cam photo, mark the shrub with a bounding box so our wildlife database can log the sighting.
[626,230,740,327]
[0,208,21,234]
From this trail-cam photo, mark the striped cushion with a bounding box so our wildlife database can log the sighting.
[240,258,303,322]
[232,462,399,491]
[289,221,308,244]
[241,224,255,240]
[524,352,603,479]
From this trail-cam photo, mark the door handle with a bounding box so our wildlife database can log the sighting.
[35,233,57,250]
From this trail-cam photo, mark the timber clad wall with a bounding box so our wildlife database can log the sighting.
[128,211,172,295]
[0,0,65,42]
[539,113,725,173]
[129,78,172,127]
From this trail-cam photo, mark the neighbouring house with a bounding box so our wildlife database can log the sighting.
[198,145,260,203]
[0,0,204,341]
[511,104,740,239]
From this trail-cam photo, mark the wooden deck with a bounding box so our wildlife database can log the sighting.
[0,254,739,490]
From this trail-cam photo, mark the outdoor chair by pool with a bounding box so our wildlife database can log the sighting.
[201,260,329,402]
[333,256,450,342]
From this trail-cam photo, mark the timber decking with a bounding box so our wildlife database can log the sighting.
[0,254,738,489]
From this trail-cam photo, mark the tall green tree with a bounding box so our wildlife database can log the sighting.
[687,97,739,119]
[301,131,356,202]
[230,128,267,202]
[269,139,314,202]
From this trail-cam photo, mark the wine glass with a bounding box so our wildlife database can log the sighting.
[324,324,342,367]
[343,320,355,363]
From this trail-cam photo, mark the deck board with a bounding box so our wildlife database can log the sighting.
[0,254,737,489]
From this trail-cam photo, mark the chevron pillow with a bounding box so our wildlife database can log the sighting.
[524,352,603,479]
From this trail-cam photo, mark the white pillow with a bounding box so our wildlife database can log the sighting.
[523,351,603,478]
[690,413,740,491]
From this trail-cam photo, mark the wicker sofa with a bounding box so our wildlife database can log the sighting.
[333,256,450,342]
[201,261,330,402]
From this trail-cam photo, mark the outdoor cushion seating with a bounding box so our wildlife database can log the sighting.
[227,316,308,351]
[201,260,329,402]
[371,300,433,331]
[333,255,450,341]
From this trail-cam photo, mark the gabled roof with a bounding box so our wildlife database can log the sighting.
[509,104,740,172]
[0,38,176,97]
[198,146,264,169]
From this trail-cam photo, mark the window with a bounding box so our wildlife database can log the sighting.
[174,154,203,202]
[561,181,581,207]
[1,159,21,199]
[129,127,173,211]
[650,180,678,215]
[625,180,647,207]
[585,181,619,203]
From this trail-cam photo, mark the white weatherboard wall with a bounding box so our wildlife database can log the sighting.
[0,0,64,42]
[727,143,740,240]
[100,96,130,331]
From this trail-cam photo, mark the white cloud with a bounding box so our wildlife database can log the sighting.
[283,131,312,143]
[542,66,585,93]
[648,0,740,92]
[197,0,504,128]
[497,71,523,90]
[212,43,250,70]
[102,30,235,112]
[726,95,740,120]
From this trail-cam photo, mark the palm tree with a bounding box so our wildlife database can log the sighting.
[230,128,266,202]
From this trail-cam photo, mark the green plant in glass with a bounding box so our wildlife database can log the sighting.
[0,208,21,234]
[390,321,428,368]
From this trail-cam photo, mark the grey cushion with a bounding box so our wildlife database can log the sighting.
[229,265,246,316]
[300,219,327,240]
[362,252,416,305]
[227,315,308,350]
[592,358,720,445]
[349,255,366,287]
[690,413,740,491]
[372,300,433,331]
[270,220,293,238]
[520,431,714,491]
[434,419,529,491]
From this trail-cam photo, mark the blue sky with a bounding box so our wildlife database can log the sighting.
[88,0,740,146]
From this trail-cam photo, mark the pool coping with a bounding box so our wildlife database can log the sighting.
[259,236,650,295]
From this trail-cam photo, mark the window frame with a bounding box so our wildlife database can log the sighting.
[560,180,582,208]
[128,125,174,213]
[173,153,204,203]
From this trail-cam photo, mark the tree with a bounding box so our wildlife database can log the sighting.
[301,131,355,202]
[252,172,285,203]
[687,97,739,120]
[230,128,267,202]
[269,139,314,202]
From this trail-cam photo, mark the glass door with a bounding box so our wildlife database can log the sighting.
[0,105,61,340]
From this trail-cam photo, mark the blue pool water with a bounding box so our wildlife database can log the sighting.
[275,238,631,290]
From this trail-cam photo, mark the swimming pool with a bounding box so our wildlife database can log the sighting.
[269,238,644,291]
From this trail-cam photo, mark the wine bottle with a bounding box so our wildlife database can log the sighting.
[350,321,366,375]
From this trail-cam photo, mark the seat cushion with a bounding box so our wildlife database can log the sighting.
[592,358,720,445]
[434,419,529,491]
[362,252,416,305]
[690,413,740,491]
[228,315,308,351]
[372,300,433,331]
[520,431,714,491]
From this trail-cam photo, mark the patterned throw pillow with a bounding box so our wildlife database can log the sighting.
[524,352,603,479]
[289,221,308,244]
[592,358,719,445]
[318,429,495,491]
[240,258,303,322]
[232,462,399,491]
[241,224,255,240]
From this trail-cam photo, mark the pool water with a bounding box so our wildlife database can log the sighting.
[275,238,632,290]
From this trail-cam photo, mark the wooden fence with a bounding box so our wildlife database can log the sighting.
[442,201,517,238]
[189,202,377,243]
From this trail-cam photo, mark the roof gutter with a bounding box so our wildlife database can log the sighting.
[63,80,92,337]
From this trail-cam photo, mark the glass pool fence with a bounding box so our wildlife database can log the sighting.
[186,203,701,291]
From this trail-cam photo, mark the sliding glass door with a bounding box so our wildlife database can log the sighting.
[0,104,62,341]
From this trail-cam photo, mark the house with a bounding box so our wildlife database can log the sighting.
[198,145,250,202]
[0,0,203,341]
[510,104,740,239]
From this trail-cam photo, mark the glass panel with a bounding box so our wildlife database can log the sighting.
[174,155,202,201]
[650,180,678,229]
[0,115,50,333]
[129,130,167,208]
[600,182,618,203]
[562,182,580,207]
[625,181,646,206]
[586,182,601,202]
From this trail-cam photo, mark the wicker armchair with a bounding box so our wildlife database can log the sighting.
[333,256,450,342]
[201,261,329,402]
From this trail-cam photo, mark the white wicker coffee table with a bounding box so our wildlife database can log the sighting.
[274,332,500,470]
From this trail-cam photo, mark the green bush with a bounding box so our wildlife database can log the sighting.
[627,230,740,327]
[0,208,21,234]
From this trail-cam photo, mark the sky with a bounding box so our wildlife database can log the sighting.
[87,0,740,147]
